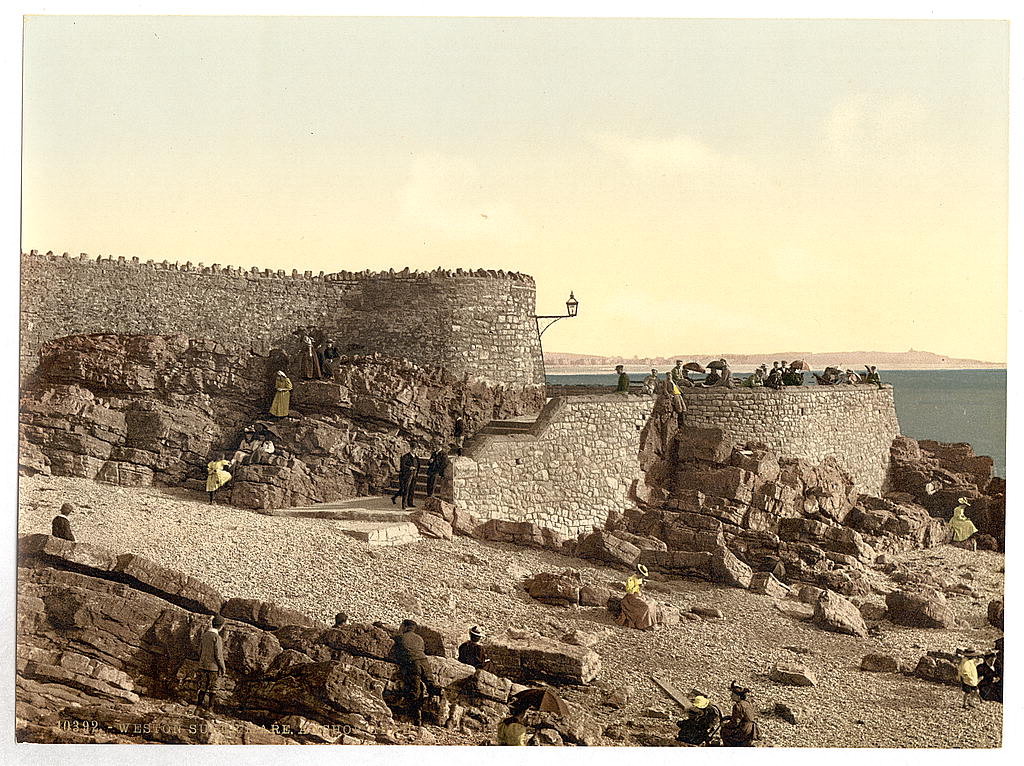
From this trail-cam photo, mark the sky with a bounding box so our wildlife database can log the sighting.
[21,16,1009,362]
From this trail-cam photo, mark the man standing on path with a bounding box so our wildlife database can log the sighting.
[426,445,449,498]
[392,449,420,509]
[197,615,227,711]
[51,503,75,541]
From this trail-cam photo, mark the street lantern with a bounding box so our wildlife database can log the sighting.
[566,291,578,317]
[536,291,580,338]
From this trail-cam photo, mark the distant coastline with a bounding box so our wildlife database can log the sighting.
[544,348,1004,373]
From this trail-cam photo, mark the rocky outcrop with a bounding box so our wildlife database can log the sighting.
[19,333,543,509]
[888,436,1003,548]
[15,533,590,745]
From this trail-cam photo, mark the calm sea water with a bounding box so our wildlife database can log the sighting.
[545,369,1006,477]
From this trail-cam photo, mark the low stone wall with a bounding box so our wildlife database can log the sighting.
[680,385,901,495]
[452,394,656,537]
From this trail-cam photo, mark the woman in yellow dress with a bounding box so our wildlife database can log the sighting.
[270,370,292,417]
[949,498,979,546]
[206,455,233,503]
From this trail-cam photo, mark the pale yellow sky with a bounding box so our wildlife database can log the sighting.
[21,17,1008,361]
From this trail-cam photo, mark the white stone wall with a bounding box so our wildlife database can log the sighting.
[681,386,901,495]
[452,394,656,537]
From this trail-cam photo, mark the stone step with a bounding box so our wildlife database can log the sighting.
[255,496,422,546]
[332,520,421,546]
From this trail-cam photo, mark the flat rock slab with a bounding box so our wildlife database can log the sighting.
[484,633,601,685]
[770,661,817,686]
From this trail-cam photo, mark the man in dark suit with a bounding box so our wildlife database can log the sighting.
[426,447,449,497]
[391,450,420,509]
[51,503,75,541]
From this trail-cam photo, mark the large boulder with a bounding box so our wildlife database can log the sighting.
[769,662,816,686]
[812,590,868,637]
[575,531,641,569]
[522,571,582,608]
[484,633,601,685]
[885,587,958,629]
[914,652,959,686]
[710,546,752,589]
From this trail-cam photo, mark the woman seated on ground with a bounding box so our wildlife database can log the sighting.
[616,564,663,631]
[676,688,723,745]
[496,705,530,745]
[719,682,759,747]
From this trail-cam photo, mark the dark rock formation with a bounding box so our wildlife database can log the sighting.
[19,333,543,509]
[885,587,958,629]
[16,533,594,745]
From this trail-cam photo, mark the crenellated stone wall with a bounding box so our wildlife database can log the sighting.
[679,385,900,495]
[452,394,656,537]
[19,251,545,388]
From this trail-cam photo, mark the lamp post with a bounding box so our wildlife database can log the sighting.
[535,292,579,338]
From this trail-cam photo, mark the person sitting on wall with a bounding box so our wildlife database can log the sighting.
[615,365,631,393]
[671,360,694,388]
[764,363,784,390]
[741,365,766,388]
[642,368,660,395]
[665,373,687,426]
[709,359,734,388]
[51,502,76,542]
[864,365,883,389]
[843,369,861,385]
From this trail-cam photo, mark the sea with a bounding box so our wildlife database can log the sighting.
[545,369,1007,478]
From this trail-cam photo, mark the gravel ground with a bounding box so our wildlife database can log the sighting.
[18,476,1004,748]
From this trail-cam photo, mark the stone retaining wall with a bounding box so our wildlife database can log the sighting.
[20,251,544,387]
[680,385,901,495]
[452,394,656,537]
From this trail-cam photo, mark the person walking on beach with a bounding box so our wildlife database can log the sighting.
[270,371,292,417]
[957,649,984,709]
[51,503,76,542]
[615,365,630,393]
[197,615,227,711]
[206,454,233,503]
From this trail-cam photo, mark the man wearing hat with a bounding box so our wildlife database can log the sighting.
[458,626,490,669]
[615,365,630,393]
[676,687,723,745]
[197,615,227,711]
[51,502,76,542]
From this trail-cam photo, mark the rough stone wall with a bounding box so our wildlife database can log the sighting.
[680,386,901,495]
[20,251,544,387]
[452,394,655,537]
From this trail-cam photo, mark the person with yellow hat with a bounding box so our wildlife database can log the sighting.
[616,564,662,631]
[676,687,723,745]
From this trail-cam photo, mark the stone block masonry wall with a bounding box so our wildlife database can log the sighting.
[20,251,545,387]
[681,386,901,495]
[453,394,656,537]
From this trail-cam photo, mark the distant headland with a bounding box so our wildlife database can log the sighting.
[544,348,1005,372]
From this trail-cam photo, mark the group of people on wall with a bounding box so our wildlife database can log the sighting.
[617,360,885,394]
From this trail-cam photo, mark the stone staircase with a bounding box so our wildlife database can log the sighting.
[253,496,421,546]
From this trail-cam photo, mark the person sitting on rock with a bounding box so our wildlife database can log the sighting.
[334,612,348,627]
[197,615,227,712]
[719,681,759,747]
[393,619,437,725]
[676,687,723,746]
[956,648,984,709]
[269,370,292,418]
[458,625,491,669]
[616,564,661,631]
[206,453,234,504]
[51,502,76,542]
[497,704,530,745]
[320,339,341,379]
[949,498,979,548]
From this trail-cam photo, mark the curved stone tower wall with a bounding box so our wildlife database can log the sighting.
[680,385,901,495]
[20,251,545,388]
